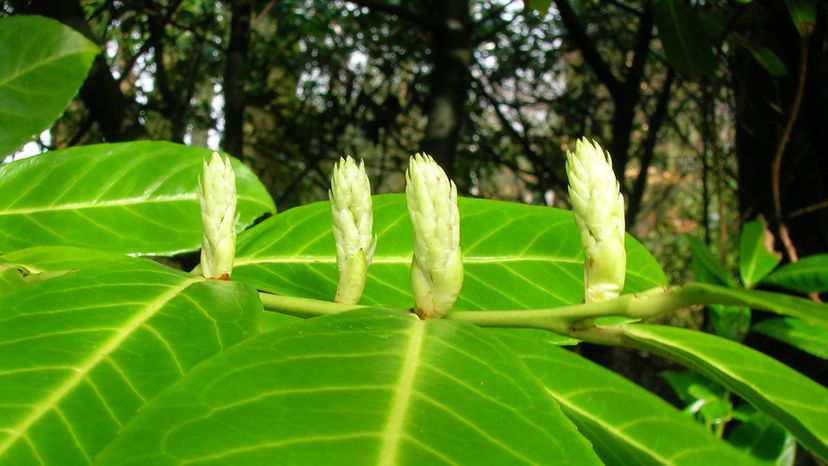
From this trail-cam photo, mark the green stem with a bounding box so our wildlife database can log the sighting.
[258,293,373,318]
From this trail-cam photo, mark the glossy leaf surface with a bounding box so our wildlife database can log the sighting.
[0,141,275,255]
[762,254,828,293]
[0,246,125,273]
[752,317,828,359]
[739,218,781,289]
[97,309,602,466]
[233,194,666,309]
[624,324,828,461]
[500,332,759,466]
[0,15,98,156]
[0,259,262,465]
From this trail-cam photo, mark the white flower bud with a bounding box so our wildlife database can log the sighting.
[330,156,376,304]
[198,152,238,280]
[566,138,626,302]
[406,154,463,319]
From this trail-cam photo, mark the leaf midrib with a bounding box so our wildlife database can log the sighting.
[0,40,97,88]
[0,193,270,216]
[378,318,425,466]
[0,275,201,456]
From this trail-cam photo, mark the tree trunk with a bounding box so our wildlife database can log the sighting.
[418,0,471,176]
[223,0,253,159]
[24,0,148,142]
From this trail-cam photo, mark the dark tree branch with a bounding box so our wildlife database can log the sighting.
[223,0,253,158]
[626,69,675,227]
[554,0,623,99]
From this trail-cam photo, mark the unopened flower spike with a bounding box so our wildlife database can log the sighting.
[566,138,626,302]
[406,153,463,319]
[330,156,376,304]
[199,152,238,280]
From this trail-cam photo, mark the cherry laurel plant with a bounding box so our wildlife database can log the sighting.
[0,14,827,466]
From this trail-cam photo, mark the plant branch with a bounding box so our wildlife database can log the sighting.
[771,34,809,263]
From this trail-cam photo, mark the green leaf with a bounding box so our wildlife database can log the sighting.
[0,258,262,464]
[0,260,26,294]
[688,237,736,287]
[0,246,124,273]
[661,370,725,408]
[500,332,760,466]
[785,0,816,37]
[744,44,787,77]
[709,304,751,341]
[233,194,666,309]
[651,0,716,77]
[739,218,781,289]
[0,141,275,255]
[728,411,796,466]
[680,282,828,329]
[0,15,98,156]
[762,254,828,293]
[97,309,603,466]
[752,317,828,359]
[524,0,552,15]
[624,324,828,461]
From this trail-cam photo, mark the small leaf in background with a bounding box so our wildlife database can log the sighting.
[0,141,275,256]
[97,309,604,466]
[689,237,737,287]
[709,304,751,341]
[728,410,797,466]
[752,317,828,359]
[744,44,788,77]
[762,253,828,294]
[739,217,782,289]
[785,0,816,37]
[0,15,98,156]
[651,0,716,77]
[0,258,262,464]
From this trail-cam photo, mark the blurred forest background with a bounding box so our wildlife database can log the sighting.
[1,0,826,376]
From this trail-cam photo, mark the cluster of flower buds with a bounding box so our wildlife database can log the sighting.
[329,156,377,304]
[198,152,238,280]
[566,138,626,302]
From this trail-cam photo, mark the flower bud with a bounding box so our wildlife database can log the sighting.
[198,152,238,280]
[406,154,463,319]
[330,156,376,304]
[566,138,626,302]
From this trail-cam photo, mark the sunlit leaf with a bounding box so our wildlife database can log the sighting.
[0,15,98,156]
[232,194,666,309]
[97,309,603,466]
[0,258,262,464]
[739,218,781,289]
[624,324,828,461]
[752,317,828,359]
[0,141,275,255]
[500,332,761,466]
[762,254,828,294]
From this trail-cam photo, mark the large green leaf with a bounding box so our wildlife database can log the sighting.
[761,254,828,293]
[0,246,124,273]
[232,194,666,309]
[739,218,781,289]
[0,258,262,465]
[623,324,828,461]
[0,141,275,255]
[499,331,760,466]
[651,0,716,77]
[0,15,98,156]
[752,317,828,359]
[97,309,603,465]
[728,411,796,466]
